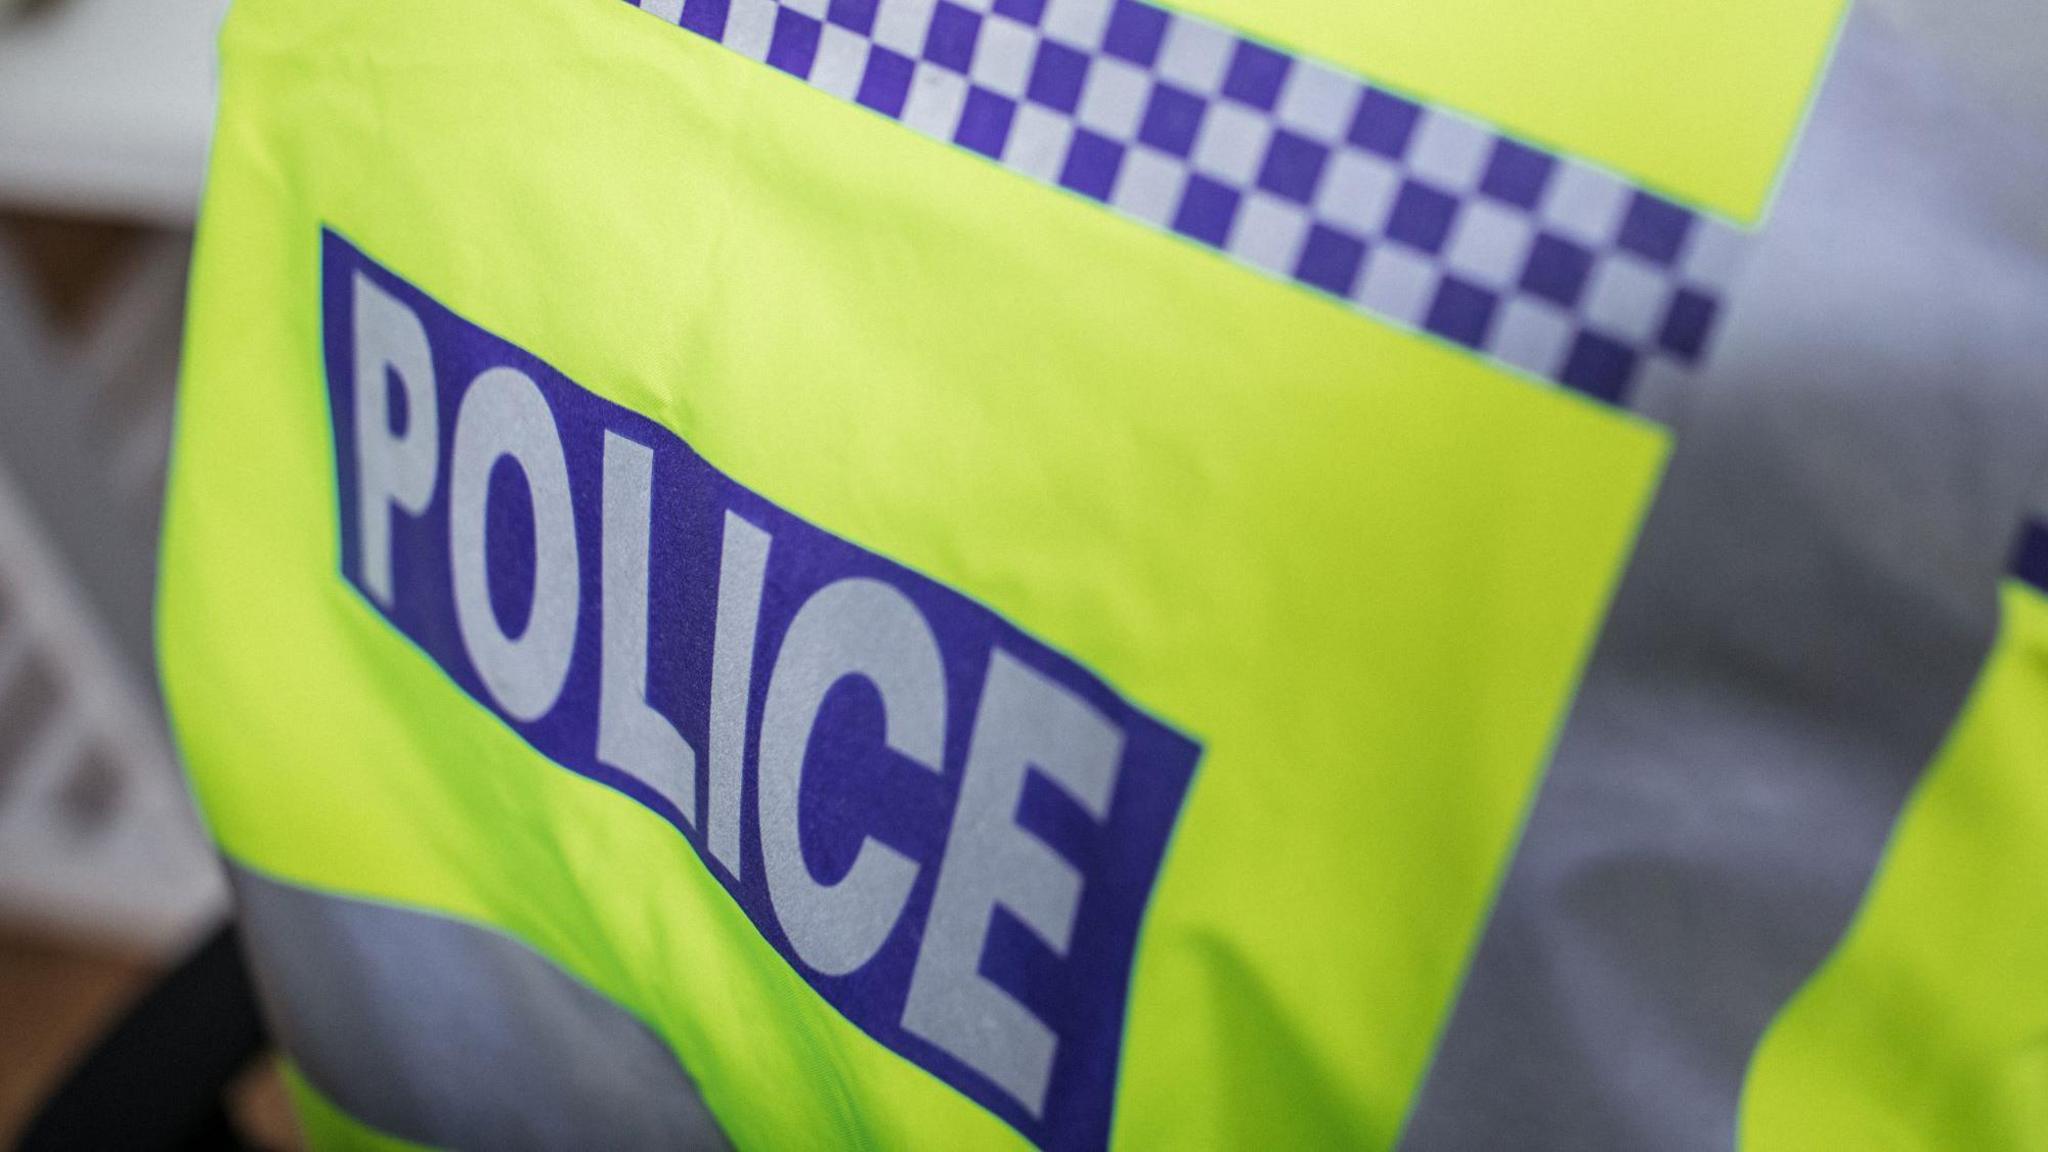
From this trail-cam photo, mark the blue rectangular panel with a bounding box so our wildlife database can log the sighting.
[321,229,1200,1152]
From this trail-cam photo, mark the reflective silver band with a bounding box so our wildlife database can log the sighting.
[232,865,731,1151]
[1403,12,2048,1149]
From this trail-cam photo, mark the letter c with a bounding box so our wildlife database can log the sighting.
[758,578,945,976]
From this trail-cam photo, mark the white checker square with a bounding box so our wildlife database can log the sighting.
[1229,193,1313,277]
[1314,148,1401,237]
[640,0,684,24]
[1442,198,1536,289]
[1681,217,1748,289]
[969,15,1039,98]
[1353,243,1438,326]
[1074,55,1150,140]
[1110,147,1190,227]
[1274,60,1357,141]
[902,64,972,140]
[1540,161,1631,245]
[872,0,939,56]
[1405,110,1492,191]
[724,0,779,61]
[1490,297,1576,377]
[1190,100,1272,185]
[782,0,830,18]
[1042,0,1113,48]
[1582,253,1671,344]
[1155,17,1233,93]
[1004,102,1078,183]
[810,24,874,100]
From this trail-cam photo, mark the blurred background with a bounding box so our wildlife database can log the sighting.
[0,0,271,1143]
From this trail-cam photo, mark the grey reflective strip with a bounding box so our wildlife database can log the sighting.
[1401,11,2048,1152]
[231,866,732,1151]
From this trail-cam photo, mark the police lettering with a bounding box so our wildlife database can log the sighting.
[323,230,1198,1152]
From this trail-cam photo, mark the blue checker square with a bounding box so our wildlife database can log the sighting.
[1171,173,1241,247]
[2014,521,2048,594]
[992,0,1046,24]
[1560,330,1639,404]
[825,0,877,35]
[1060,129,1127,201]
[1658,286,1718,363]
[924,2,983,73]
[1618,191,1694,266]
[768,8,823,78]
[680,0,729,39]
[1027,39,1090,113]
[857,47,917,116]
[1222,40,1291,110]
[1347,88,1421,159]
[1424,276,1498,349]
[1138,83,1208,157]
[1294,224,1367,297]
[1520,233,1593,307]
[1385,181,1459,254]
[1479,138,1555,209]
[955,87,1019,158]
[1102,0,1168,65]
[1256,130,1329,204]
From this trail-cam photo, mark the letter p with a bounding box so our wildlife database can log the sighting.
[352,271,439,607]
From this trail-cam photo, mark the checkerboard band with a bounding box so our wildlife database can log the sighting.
[632,0,1751,407]
[2014,520,2048,595]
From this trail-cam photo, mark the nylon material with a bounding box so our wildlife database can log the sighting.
[167,0,1668,1145]
[1740,585,2048,1148]
[1402,13,2048,1151]
[231,867,728,1152]
[318,231,1204,1148]
[629,0,1749,404]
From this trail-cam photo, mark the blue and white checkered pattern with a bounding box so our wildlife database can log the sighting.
[632,0,1749,406]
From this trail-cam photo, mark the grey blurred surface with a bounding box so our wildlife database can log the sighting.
[1870,0,2048,140]
[0,228,226,952]
[0,0,231,956]
[0,0,229,223]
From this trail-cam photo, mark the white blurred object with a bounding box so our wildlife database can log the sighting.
[0,456,228,952]
[0,0,232,955]
[0,230,227,953]
[0,0,231,223]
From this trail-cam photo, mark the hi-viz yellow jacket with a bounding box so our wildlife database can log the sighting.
[157,0,2048,1146]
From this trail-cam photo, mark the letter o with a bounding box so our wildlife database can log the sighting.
[449,366,580,722]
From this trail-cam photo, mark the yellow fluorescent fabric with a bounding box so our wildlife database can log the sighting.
[283,1064,434,1152]
[161,0,1671,1146]
[1739,583,2048,1150]
[1175,0,1845,222]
